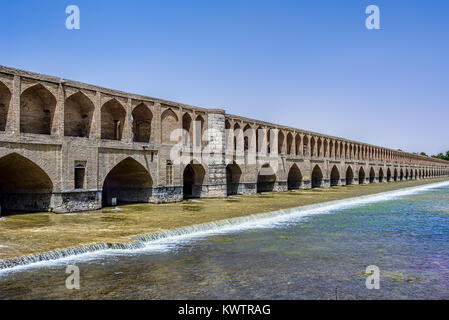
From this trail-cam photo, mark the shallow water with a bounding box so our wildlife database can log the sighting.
[1,183,449,299]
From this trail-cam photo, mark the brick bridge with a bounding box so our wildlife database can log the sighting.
[1,65,448,213]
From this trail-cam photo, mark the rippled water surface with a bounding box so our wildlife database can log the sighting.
[1,183,449,299]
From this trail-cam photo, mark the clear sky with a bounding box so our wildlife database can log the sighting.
[1,0,448,155]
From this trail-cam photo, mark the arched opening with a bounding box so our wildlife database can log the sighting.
[183,163,205,199]
[311,165,323,188]
[405,169,409,180]
[394,169,398,181]
[0,153,53,214]
[287,164,302,190]
[243,124,252,151]
[330,165,340,187]
[226,162,242,195]
[101,99,126,140]
[379,168,384,183]
[233,123,240,152]
[346,167,354,185]
[400,169,404,181]
[369,167,375,183]
[132,103,152,143]
[182,113,193,147]
[161,109,179,145]
[267,129,272,154]
[64,92,94,138]
[195,115,207,147]
[0,81,11,131]
[20,84,56,135]
[387,168,392,182]
[102,157,153,206]
[257,164,276,192]
[256,126,263,153]
[310,137,316,157]
[415,169,418,179]
[278,131,285,154]
[295,134,301,155]
[303,136,309,156]
[287,133,293,155]
[359,167,366,185]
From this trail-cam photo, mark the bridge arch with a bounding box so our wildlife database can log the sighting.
[257,163,276,192]
[387,168,392,182]
[287,163,302,190]
[379,168,384,182]
[0,153,54,214]
[346,166,354,185]
[0,80,11,132]
[102,157,153,206]
[311,164,323,188]
[359,167,366,185]
[20,83,57,135]
[183,162,205,199]
[330,165,340,186]
[64,91,95,138]
[369,167,375,183]
[394,168,398,181]
[226,162,242,195]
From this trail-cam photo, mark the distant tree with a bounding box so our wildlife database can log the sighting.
[432,153,445,159]
[420,152,428,157]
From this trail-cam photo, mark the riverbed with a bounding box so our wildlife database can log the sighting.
[1,178,449,299]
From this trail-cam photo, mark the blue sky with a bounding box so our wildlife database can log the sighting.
[1,0,448,155]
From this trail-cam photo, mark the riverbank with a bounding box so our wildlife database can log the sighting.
[0,178,448,263]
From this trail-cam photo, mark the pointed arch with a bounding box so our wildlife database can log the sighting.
[359,167,366,185]
[330,165,340,187]
[311,165,323,188]
[278,130,285,154]
[243,124,252,151]
[287,164,303,190]
[0,153,53,213]
[182,112,193,146]
[183,162,206,199]
[20,83,56,135]
[102,157,153,206]
[369,167,375,183]
[394,168,398,181]
[295,133,301,155]
[101,99,126,140]
[195,115,206,147]
[286,132,293,155]
[0,81,11,131]
[257,163,276,192]
[387,168,392,182]
[346,166,354,185]
[64,91,95,138]
[379,168,384,183]
[161,108,179,145]
[303,136,309,156]
[132,103,152,143]
[226,162,242,195]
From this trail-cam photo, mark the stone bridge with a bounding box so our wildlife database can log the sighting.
[1,65,448,213]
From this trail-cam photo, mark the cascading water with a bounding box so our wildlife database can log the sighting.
[1,180,449,274]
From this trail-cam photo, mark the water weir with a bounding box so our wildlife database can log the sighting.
[1,180,449,273]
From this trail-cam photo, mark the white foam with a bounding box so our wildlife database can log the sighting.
[1,180,448,274]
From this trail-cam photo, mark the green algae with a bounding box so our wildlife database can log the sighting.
[385,272,421,283]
